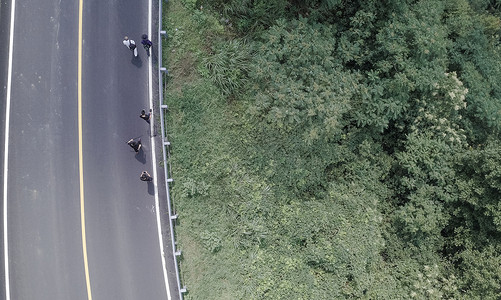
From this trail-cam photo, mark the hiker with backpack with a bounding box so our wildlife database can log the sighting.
[123,36,138,57]
[141,34,153,56]
[127,138,142,153]
[139,109,152,123]
[140,171,153,182]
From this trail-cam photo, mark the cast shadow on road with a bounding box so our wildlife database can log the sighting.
[135,147,147,164]
[147,181,154,195]
[131,55,143,68]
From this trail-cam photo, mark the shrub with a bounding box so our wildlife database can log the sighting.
[202,39,250,95]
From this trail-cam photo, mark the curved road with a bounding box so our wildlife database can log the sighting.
[2,0,177,299]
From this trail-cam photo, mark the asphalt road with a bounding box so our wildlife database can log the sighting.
[2,0,176,299]
[81,0,171,299]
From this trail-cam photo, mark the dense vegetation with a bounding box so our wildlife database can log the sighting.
[163,0,501,298]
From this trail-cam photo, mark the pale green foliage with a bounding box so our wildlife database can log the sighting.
[392,132,458,253]
[181,178,210,197]
[409,264,459,299]
[180,0,198,9]
[410,72,468,144]
[203,39,250,95]
[457,246,501,300]
[239,182,390,299]
[394,186,448,243]
[347,0,453,131]
[397,132,458,190]
[445,0,501,136]
[191,9,225,34]
[199,230,222,253]
[249,18,354,144]
[220,0,289,32]
[455,140,501,233]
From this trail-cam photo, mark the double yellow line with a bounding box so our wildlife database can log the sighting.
[78,0,92,299]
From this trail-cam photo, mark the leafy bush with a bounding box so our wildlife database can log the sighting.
[181,0,198,10]
[202,39,250,95]
[221,0,289,33]
[181,178,210,197]
[248,18,354,143]
[165,0,501,299]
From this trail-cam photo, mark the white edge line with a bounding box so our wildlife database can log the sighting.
[3,0,16,299]
[148,0,172,299]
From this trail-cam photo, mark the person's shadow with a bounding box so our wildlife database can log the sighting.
[147,181,154,195]
[132,55,142,68]
[135,147,146,164]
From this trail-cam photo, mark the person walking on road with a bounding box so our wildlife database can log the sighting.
[141,34,152,56]
[140,171,153,182]
[127,138,142,153]
[123,36,138,57]
[140,109,152,123]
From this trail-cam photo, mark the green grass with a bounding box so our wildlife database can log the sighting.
[163,2,258,299]
[162,3,360,299]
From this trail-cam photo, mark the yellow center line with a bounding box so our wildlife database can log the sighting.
[78,0,92,298]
